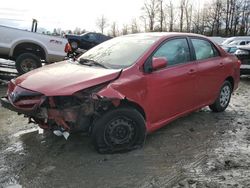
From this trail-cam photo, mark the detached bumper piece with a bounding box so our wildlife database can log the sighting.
[0,96,40,116]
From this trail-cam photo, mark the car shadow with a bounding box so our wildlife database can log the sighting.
[12,107,241,187]
[19,107,232,158]
[240,75,250,82]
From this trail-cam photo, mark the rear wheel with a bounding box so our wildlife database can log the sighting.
[209,81,232,112]
[91,107,146,154]
[15,53,42,74]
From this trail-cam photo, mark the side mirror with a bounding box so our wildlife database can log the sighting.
[152,57,167,71]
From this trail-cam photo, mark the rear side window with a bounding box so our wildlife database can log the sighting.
[88,33,97,41]
[153,38,191,66]
[240,41,246,45]
[191,38,219,60]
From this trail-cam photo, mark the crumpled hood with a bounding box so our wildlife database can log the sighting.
[15,61,121,96]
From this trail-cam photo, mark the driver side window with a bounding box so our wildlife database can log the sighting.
[153,38,191,66]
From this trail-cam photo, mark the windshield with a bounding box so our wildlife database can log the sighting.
[222,38,235,45]
[78,34,160,69]
[228,40,241,45]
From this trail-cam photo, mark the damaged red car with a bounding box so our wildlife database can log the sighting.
[1,33,240,153]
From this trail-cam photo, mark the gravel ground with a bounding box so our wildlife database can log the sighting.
[0,76,249,188]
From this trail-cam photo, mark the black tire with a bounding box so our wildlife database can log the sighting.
[209,80,232,112]
[15,53,42,74]
[91,107,146,154]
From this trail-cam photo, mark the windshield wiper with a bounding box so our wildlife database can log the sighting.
[78,58,108,69]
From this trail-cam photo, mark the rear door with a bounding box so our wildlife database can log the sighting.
[144,37,198,124]
[190,38,224,105]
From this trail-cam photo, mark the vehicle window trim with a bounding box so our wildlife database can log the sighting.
[144,36,193,73]
[188,36,221,61]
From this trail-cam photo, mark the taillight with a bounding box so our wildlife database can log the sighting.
[236,59,241,68]
[64,43,72,53]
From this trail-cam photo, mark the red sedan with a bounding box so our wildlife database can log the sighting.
[1,33,240,153]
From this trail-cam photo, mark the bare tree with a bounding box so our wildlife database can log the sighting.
[81,29,86,34]
[224,0,231,36]
[191,6,206,34]
[73,27,81,35]
[168,0,174,32]
[138,0,249,36]
[185,1,192,32]
[243,0,250,35]
[122,24,129,35]
[131,19,140,33]
[96,15,108,34]
[110,22,118,37]
[140,15,148,32]
[158,0,164,31]
[179,0,186,32]
[142,0,158,31]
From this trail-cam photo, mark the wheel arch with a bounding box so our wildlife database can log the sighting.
[120,99,146,120]
[96,86,146,120]
[10,40,48,61]
[225,76,234,90]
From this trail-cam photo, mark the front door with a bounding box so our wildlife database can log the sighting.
[144,38,198,125]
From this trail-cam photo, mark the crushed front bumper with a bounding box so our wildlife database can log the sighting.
[0,97,37,116]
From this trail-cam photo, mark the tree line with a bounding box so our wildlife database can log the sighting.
[53,0,250,37]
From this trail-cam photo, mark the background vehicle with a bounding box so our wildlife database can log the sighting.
[65,32,111,50]
[1,33,240,153]
[235,44,250,75]
[222,39,250,54]
[208,36,226,45]
[0,25,68,74]
[221,36,250,46]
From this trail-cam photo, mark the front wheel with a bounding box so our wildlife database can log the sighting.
[91,107,146,154]
[209,80,232,112]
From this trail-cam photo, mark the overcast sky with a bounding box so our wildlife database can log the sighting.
[0,0,205,33]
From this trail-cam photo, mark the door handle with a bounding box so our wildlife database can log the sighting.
[219,62,224,67]
[188,69,195,74]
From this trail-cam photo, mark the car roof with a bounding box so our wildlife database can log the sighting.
[125,32,205,37]
[230,39,250,42]
[120,32,208,41]
[222,36,250,45]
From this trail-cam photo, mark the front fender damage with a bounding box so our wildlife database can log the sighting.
[95,85,125,107]
[30,86,126,138]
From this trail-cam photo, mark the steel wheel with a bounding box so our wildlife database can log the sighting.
[20,58,38,72]
[15,53,42,74]
[104,116,136,147]
[92,107,146,153]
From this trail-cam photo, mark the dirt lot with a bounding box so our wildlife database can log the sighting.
[0,77,250,188]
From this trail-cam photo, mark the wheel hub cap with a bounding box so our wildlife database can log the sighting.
[20,59,38,72]
[220,85,230,107]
